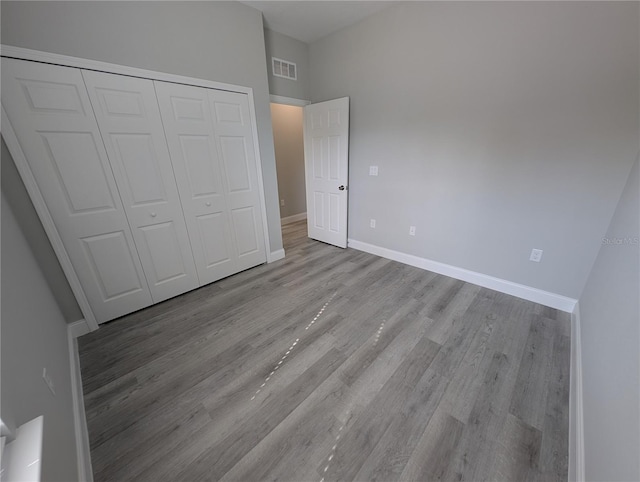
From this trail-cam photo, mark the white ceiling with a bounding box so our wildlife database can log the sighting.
[240,1,397,44]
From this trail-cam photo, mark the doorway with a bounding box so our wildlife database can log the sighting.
[271,97,350,251]
[270,102,308,246]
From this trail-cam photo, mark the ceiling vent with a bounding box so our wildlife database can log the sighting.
[272,57,297,81]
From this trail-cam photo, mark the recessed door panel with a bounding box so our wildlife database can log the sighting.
[139,222,188,285]
[328,136,340,181]
[220,136,251,193]
[231,206,259,257]
[214,102,243,124]
[111,134,166,206]
[40,131,116,215]
[81,231,145,300]
[197,212,233,268]
[179,135,223,198]
[83,70,199,303]
[314,192,324,229]
[2,57,153,323]
[328,109,341,128]
[171,96,206,121]
[312,137,324,179]
[311,112,324,130]
[94,87,145,118]
[19,79,85,114]
[329,194,340,232]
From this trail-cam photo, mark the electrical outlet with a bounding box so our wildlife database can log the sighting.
[370,219,376,228]
[280,199,285,207]
[369,166,378,176]
[530,248,543,262]
[409,226,416,236]
[42,368,55,396]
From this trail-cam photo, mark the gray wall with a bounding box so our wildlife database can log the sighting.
[1,0,283,262]
[2,138,83,322]
[309,2,639,299]
[1,193,79,482]
[578,157,639,482]
[271,104,306,218]
[264,28,310,100]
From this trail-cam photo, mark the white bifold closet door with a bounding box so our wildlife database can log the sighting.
[155,81,266,284]
[1,58,153,321]
[2,57,268,324]
[82,71,199,302]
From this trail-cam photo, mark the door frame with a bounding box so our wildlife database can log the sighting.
[270,95,311,108]
[269,95,311,236]
[1,45,274,332]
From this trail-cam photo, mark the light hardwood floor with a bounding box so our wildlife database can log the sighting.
[79,221,570,481]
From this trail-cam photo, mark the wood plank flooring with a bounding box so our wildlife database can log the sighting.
[78,221,570,481]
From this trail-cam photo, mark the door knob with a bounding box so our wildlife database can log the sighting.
[150,212,157,218]
[338,185,346,191]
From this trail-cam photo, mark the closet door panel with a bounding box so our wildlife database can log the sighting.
[1,58,152,322]
[196,212,234,269]
[209,90,266,270]
[155,81,237,284]
[83,71,199,302]
[81,231,146,300]
[231,207,260,257]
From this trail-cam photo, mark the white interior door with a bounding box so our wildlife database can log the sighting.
[82,70,200,303]
[1,58,153,323]
[155,81,266,284]
[303,97,349,248]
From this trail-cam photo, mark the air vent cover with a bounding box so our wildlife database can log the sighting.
[272,57,297,80]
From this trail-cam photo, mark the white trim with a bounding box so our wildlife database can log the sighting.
[268,248,285,263]
[347,238,578,312]
[1,45,249,94]
[245,88,273,263]
[68,319,92,339]
[67,327,93,482]
[2,45,274,325]
[281,212,307,225]
[569,304,585,482]
[1,107,100,331]
[270,95,311,107]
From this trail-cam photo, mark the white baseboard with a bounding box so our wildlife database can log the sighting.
[569,304,585,482]
[68,318,92,338]
[347,238,578,312]
[67,326,93,482]
[281,212,307,225]
[268,248,286,263]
